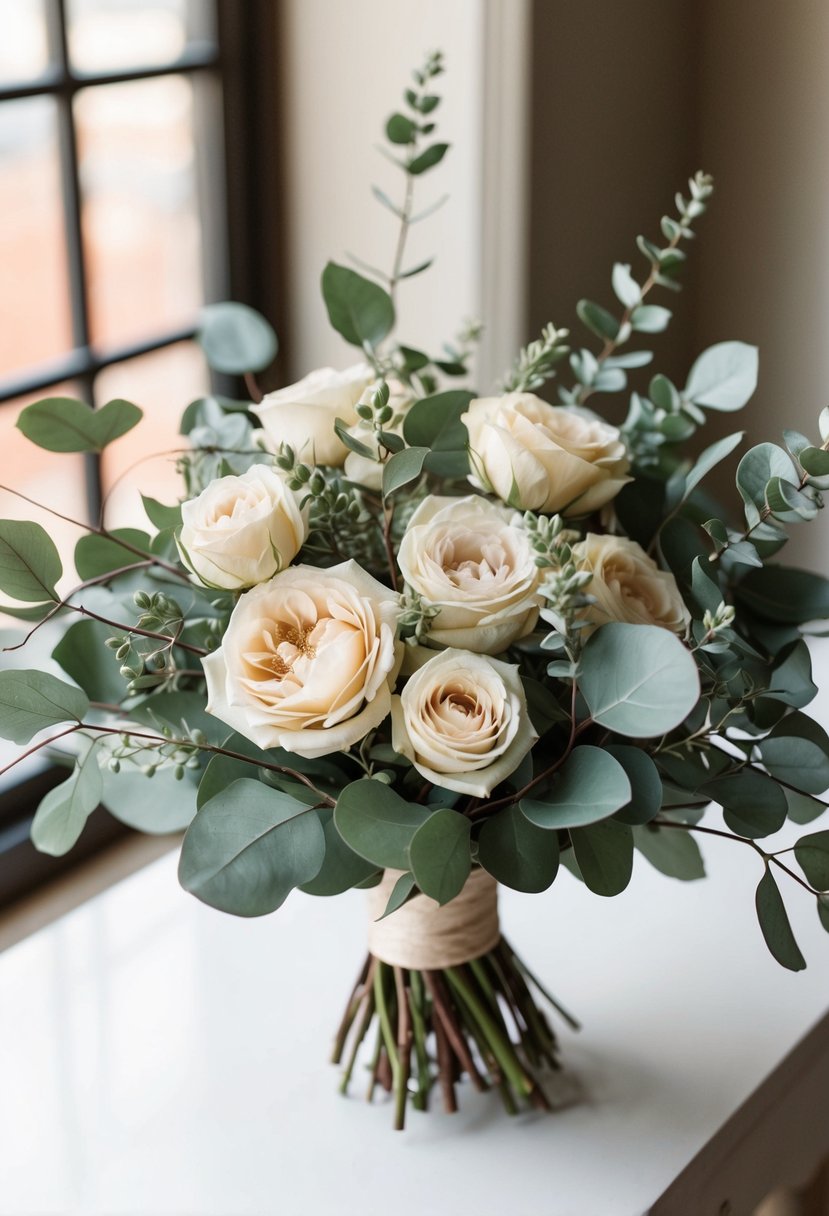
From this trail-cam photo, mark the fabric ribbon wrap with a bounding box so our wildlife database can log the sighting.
[366,868,500,969]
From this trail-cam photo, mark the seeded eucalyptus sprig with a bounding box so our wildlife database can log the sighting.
[501,323,570,394]
[560,171,714,407]
[523,512,593,656]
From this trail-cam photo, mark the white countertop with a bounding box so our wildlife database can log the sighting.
[1,809,828,1216]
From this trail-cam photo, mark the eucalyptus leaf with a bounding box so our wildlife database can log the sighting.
[570,819,634,896]
[321,262,395,349]
[633,823,706,880]
[141,495,182,531]
[300,807,378,896]
[16,396,142,452]
[794,830,829,891]
[477,803,559,892]
[74,529,151,580]
[607,745,663,824]
[755,868,806,971]
[630,304,671,333]
[377,871,416,919]
[736,566,829,624]
[760,713,829,795]
[178,778,324,916]
[198,302,278,374]
[382,446,429,498]
[31,740,103,856]
[408,142,449,174]
[703,771,787,838]
[408,808,471,904]
[0,670,87,743]
[685,341,759,411]
[52,620,124,704]
[611,263,640,308]
[682,431,745,502]
[0,520,61,602]
[102,765,198,833]
[579,623,700,738]
[576,299,619,341]
[334,779,432,869]
[521,746,631,829]
[402,390,474,450]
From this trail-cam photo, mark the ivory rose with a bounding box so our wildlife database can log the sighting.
[398,495,542,654]
[462,392,631,515]
[253,364,373,467]
[177,464,308,591]
[344,378,413,492]
[202,560,403,757]
[573,533,690,634]
[391,648,537,797]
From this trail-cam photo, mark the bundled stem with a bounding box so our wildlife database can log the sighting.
[332,937,567,1129]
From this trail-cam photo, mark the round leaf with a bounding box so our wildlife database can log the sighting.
[198,302,278,375]
[300,808,377,896]
[570,819,634,897]
[703,771,788,839]
[0,519,61,602]
[31,741,103,857]
[633,824,705,880]
[760,713,829,796]
[478,803,559,892]
[607,745,663,824]
[684,341,759,411]
[408,808,471,905]
[334,779,432,870]
[16,396,142,452]
[0,670,88,744]
[521,746,631,829]
[321,262,395,349]
[178,779,324,916]
[579,623,700,738]
[794,830,829,891]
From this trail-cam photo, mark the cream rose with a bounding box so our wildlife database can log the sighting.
[573,533,690,634]
[398,495,542,654]
[462,392,631,515]
[253,364,373,467]
[344,379,413,491]
[202,560,403,758]
[391,648,537,797]
[177,464,308,591]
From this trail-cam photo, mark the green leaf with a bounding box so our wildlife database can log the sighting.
[633,824,706,880]
[755,868,806,971]
[178,778,324,916]
[579,623,700,738]
[74,529,151,580]
[300,807,378,896]
[141,495,182,531]
[765,640,817,709]
[630,304,671,333]
[0,670,88,743]
[321,262,395,349]
[783,787,827,825]
[334,418,375,459]
[576,299,619,341]
[685,341,759,411]
[408,808,471,904]
[386,112,416,144]
[102,765,198,833]
[703,771,787,838]
[736,444,799,521]
[198,302,278,374]
[736,566,829,624]
[52,620,124,704]
[607,745,663,824]
[31,740,103,856]
[334,779,432,869]
[408,142,449,174]
[682,431,745,501]
[794,830,829,890]
[376,871,416,919]
[760,713,829,795]
[131,691,230,747]
[477,803,559,892]
[0,520,61,601]
[403,389,474,450]
[382,446,429,497]
[16,396,143,453]
[818,893,829,933]
[570,819,634,896]
[521,746,631,828]
[765,476,819,522]
[611,263,640,308]
[799,446,829,477]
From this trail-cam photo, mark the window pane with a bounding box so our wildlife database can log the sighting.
[0,0,51,86]
[0,98,73,380]
[75,75,206,351]
[97,342,209,529]
[67,0,216,74]
[0,387,88,609]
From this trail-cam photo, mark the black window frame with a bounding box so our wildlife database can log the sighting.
[0,0,284,909]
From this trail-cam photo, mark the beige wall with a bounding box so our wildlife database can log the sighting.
[278,0,485,379]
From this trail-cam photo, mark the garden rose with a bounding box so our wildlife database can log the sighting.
[391,648,537,797]
[398,495,541,654]
[344,378,413,491]
[462,392,631,515]
[177,464,308,590]
[202,560,403,757]
[573,533,690,634]
[253,364,373,467]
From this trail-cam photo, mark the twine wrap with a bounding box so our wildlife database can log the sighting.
[366,868,500,969]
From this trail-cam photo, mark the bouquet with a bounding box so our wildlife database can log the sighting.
[2,53,829,1130]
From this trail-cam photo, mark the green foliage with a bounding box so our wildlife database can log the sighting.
[334,779,432,870]
[570,819,634,896]
[579,623,700,738]
[607,745,663,825]
[408,808,471,904]
[178,779,324,916]
[794,830,829,891]
[0,520,61,602]
[102,764,198,833]
[16,396,142,453]
[382,446,430,498]
[685,341,759,412]
[0,670,87,743]
[703,771,788,839]
[198,302,278,375]
[501,323,569,393]
[402,389,473,449]
[31,739,103,856]
[74,529,151,580]
[322,262,395,349]
[736,567,829,624]
[521,746,631,829]
[300,808,378,896]
[477,803,560,892]
[755,868,806,971]
[633,824,706,880]
[52,620,124,704]
[376,871,416,919]
[759,713,829,795]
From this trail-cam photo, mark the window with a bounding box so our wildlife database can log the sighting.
[0,0,283,905]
